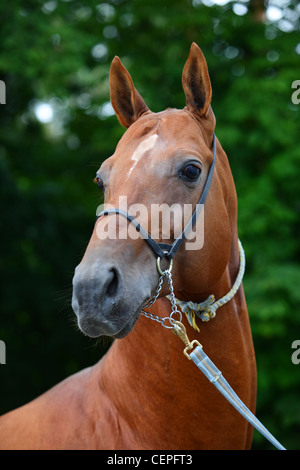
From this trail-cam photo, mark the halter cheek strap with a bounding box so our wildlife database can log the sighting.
[96,134,216,260]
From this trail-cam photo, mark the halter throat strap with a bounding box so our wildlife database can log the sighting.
[96,133,216,261]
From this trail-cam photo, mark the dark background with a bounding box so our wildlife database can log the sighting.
[0,0,299,449]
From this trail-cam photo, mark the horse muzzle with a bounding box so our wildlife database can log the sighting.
[71,257,154,338]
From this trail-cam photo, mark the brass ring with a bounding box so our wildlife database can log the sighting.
[156,255,173,276]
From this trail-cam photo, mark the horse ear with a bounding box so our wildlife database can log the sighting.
[182,43,212,118]
[109,56,149,128]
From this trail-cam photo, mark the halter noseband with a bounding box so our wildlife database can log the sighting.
[96,133,216,262]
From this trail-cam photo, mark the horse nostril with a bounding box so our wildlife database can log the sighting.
[106,267,120,299]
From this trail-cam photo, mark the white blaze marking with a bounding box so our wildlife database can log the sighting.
[128,134,158,176]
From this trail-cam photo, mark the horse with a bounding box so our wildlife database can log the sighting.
[0,43,256,450]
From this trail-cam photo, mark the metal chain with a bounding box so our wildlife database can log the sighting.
[141,268,182,329]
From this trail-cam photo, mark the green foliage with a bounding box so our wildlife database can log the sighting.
[0,0,299,449]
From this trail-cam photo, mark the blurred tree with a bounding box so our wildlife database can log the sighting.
[0,0,299,449]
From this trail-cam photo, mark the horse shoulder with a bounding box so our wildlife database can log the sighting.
[0,360,115,450]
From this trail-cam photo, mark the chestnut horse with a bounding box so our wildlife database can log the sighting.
[0,43,256,450]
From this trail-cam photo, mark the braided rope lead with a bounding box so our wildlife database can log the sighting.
[169,240,246,330]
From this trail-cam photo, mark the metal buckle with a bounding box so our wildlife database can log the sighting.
[156,254,173,276]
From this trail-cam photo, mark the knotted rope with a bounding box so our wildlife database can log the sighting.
[168,240,245,331]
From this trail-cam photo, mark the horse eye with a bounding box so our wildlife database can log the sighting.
[181,164,201,181]
[94,176,105,192]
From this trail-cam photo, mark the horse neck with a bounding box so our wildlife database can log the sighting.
[99,235,247,445]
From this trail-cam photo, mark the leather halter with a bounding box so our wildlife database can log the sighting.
[96,133,216,261]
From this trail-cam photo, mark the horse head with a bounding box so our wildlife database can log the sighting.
[72,43,237,339]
